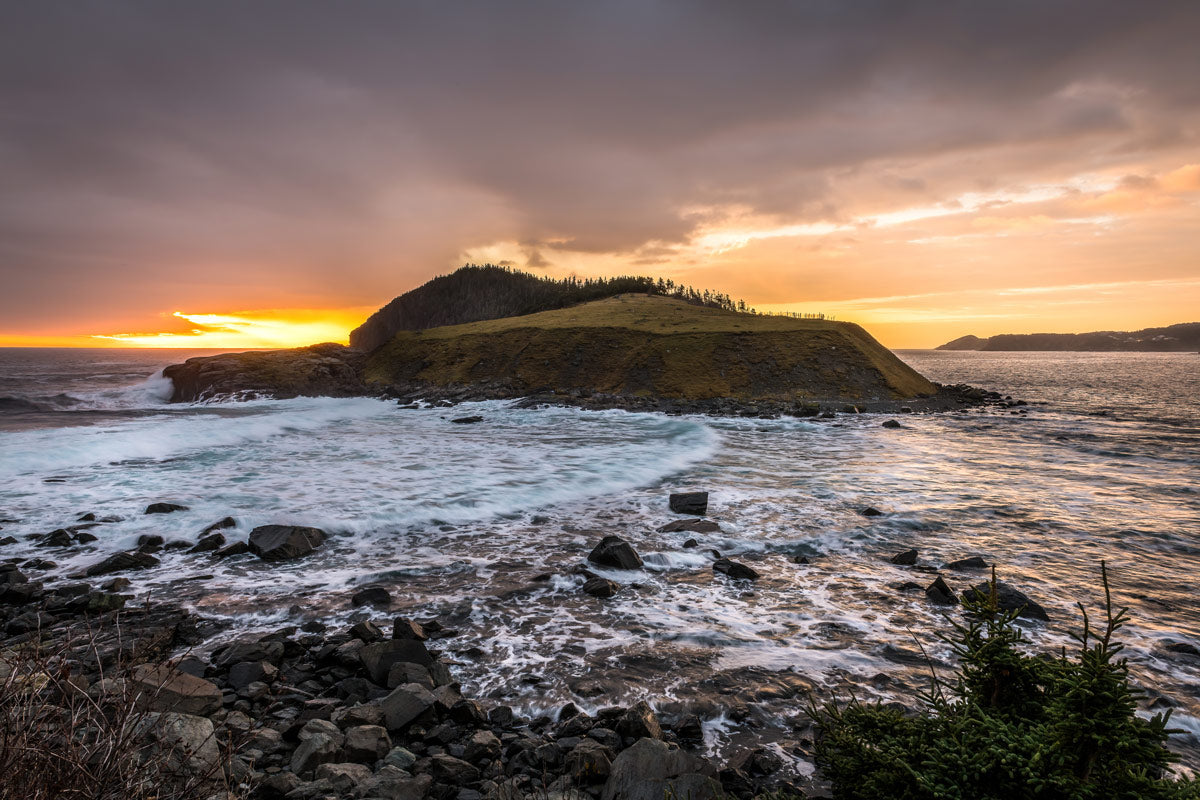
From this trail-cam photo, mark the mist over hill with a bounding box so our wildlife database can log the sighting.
[937,323,1200,352]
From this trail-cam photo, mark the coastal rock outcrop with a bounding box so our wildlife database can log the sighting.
[587,535,644,570]
[162,343,366,402]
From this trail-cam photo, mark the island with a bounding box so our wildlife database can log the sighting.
[937,322,1200,351]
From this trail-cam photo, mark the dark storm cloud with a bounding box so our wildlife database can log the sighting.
[1,1,1198,329]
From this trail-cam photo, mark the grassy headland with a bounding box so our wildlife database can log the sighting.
[364,293,935,403]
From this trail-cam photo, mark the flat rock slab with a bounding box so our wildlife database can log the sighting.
[130,663,222,716]
[657,519,721,534]
[248,524,326,561]
[145,502,189,514]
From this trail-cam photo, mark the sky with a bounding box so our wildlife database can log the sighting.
[1,2,1198,349]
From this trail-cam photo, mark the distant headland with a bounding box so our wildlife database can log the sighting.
[163,266,998,414]
[937,322,1200,352]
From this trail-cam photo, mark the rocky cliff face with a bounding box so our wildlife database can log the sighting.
[162,343,365,402]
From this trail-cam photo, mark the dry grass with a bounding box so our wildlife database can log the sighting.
[0,619,241,800]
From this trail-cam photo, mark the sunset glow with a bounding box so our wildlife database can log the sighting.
[2,5,1198,349]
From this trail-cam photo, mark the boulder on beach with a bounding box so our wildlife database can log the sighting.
[669,491,709,515]
[130,663,222,716]
[601,737,720,800]
[587,535,644,570]
[351,585,392,608]
[247,524,327,561]
[713,558,760,581]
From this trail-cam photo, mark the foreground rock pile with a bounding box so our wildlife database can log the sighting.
[0,554,809,800]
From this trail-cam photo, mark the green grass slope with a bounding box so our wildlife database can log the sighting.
[364,294,934,402]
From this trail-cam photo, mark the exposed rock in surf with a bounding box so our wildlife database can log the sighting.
[351,585,392,608]
[682,538,699,549]
[214,541,250,558]
[963,581,1050,621]
[881,419,902,428]
[587,535,644,570]
[392,617,428,641]
[583,577,619,598]
[85,551,160,577]
[145,502,189,514]
[450,415,484,424]
[925,576,957,605]
[200,516,237,535]
[944,555,990,571]
[713,558,760,581]
[247,525,326,562]
[890,548,918,565]
[189,532,225,553]
[669,492,709,515]
[657,519,721,534]
[860,506,884,517]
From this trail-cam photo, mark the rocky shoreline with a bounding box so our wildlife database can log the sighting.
[1,520,824,800]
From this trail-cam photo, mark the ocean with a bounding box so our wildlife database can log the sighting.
[2,347,1199,768]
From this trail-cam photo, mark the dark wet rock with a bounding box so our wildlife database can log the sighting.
[669,492,709,515]
[601,737,719,800]
[344,724,392,762]
[137,534,164,552]
[682,538,699,549]
[162,539,192,550]
[290,731,340,775]
[890,548,918,565]
[85,551,159,577]
[616,701,663,741]
[314,762,373,793]
[145,502,189,514]
[583,577,619,598]
[77,512,96,521]
[392,617,428,641]
[944,555,990,570]
[39,528,75,547]
[74,591,127,614]
[657,519,721,534]
[565,739,614,783]
[926,576,958,605]
[792,555,811,564]
[489,705,515,727]
[350,619,386,642]
[674,714,705,747]
[894,581,924,592]
[860,506,884,517]
[450,415,484,424]
[713,558,759,581]
[963,581,1050,621]
[130,663,222,716]
[429,752,481,785]
[248,524,326,561]
[214,541,250,558]
[379,682,436,731]
[0,536,16,547]
[361,638,434,684]
[216,638,286,667]
[22,558,56,571]
[75,531,98,543]
[1162,641,1200,658]
[356,766,431,800]
[352,585,392,608]
[100,577,130,592]
[587,535,644,570]
[188,533,225,553]
[881,419,902,428]
[228,660,277,689]
[731,746,784,777]
[200,516,237,535]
